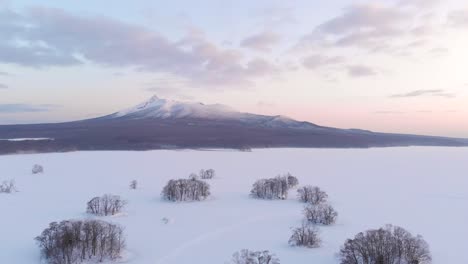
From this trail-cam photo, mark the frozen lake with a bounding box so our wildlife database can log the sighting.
[1,147,467,263]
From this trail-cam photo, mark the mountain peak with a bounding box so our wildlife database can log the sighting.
[112,95,240,120]
[106,95,322,130]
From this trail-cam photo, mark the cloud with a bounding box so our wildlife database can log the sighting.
[447,9,468,28]
[0,71,9,76]
[397,0,441,9]
[374,111,406,114]
[390,89,455,98]
[302,55,345,69]
[0,83,7,89]
[297,2,436,54]
[347,65,377,77]
[0,103,61,113]
[257,101,276,108]
[0,7,278,87]
[255,6,297,27]
[241,31,281,52]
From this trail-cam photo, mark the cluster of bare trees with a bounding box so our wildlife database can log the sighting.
[339,224,432,264]
[297,186,328,204]
[304,203,338,225]
[230,249,280,264]
[250,174,298,200]
[0,180,17,193]
[288,221,321,248]
[288,184,337,248]
[35,219,125,264]
[162,178,211,202]
[199,169,216,179]
[86,194,126,216]
[286,173,299,188]
[129,180,137,190]
[32,164,44,174]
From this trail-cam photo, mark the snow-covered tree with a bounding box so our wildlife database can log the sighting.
[297,186,328,205]
[36,219,125,264]
[129,180,137,190]
[230,249,280,264]
[250,176,289,200]
[87,194,126,216]
[286,173,299,188]
[161,178,210,202]
[304,203,338,225]
[339,225,432,264]
[188,173,199,180]
[0,180,17,193]
[199,169,215,179]
[289,221,321,248]
[32,164,44,174]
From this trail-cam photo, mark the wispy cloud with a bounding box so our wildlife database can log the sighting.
[0,71,9,76]
[347,65,377,77]
[297,2,438,55]
[241,31,281,52]
[390,89,455,98]
[302,55,345,69]
[0,104,61,113]
[0,83,8,89]
[373,111,406,114]
[447,9,468,28]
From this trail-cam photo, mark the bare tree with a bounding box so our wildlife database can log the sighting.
[86,194,126,216]
[339,225,432,264]
[188,173,199,180]
[161,178,210,202]
[129,180,137,190]
[304,203,338,225]
[288,221,321,248]
[286,173,299,188]
[0,180,17,193]
[35,219,125,264]
[250,176,289,200]
[297,186,328,205]
[199,169,215,179]
[230,249,280,264]
[32,164,44,174]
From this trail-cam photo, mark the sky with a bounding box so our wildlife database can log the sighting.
[0,0,467,137]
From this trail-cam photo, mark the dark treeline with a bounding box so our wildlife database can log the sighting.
[35,219,125,264]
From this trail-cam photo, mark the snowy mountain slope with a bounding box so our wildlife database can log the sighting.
[111,95,244,120]
[1,148,467,264]
[105,95,321,130]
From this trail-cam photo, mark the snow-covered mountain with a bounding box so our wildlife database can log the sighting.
[106,95,320,130]
[1,95,467,155]
[111,96,243,120]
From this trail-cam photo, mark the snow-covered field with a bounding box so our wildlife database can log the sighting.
[1,148,467,264]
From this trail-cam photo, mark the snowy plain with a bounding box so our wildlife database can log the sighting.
[1,147,467,264]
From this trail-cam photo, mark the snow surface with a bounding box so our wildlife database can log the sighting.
[1,148,467,264]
